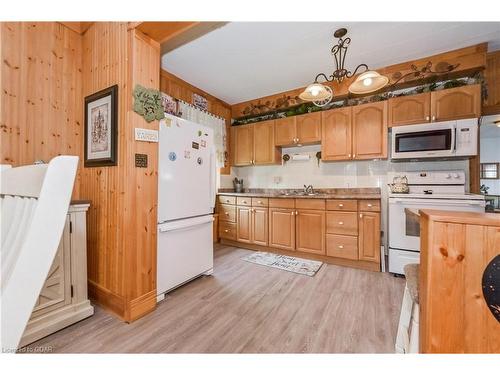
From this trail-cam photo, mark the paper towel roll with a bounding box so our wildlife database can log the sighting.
[291,153,310,161]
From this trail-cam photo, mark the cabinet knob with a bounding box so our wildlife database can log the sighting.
[348,154,351,158]
[359,213,363,218]
[338,203,344,207]
[258,200,262,204]
[432,115,436,121]
[225,212,229,215]
[224,229,229,233]
[353,154,356,158]
[338,221,344,225]
[426,116,430,121]
[243,200,247,204]
[367,204,372,207]
[338,245,344,249]
[295,210,298,215]
[291,211,295,216]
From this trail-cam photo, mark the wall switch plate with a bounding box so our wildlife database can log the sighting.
[135,128,158,142]
[135,153,148,168]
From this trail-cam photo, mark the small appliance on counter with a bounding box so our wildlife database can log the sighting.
[233,177,243,193]
[387,170,486,275]
[388,175,409,193]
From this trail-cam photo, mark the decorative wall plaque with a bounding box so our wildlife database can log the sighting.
[193,93,208,111]
[133,84,164,122]
[135,153,148,168]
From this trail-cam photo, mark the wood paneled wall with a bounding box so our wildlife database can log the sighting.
[1,22,83,198]
[81,23,160,321]
[160,69,232,174]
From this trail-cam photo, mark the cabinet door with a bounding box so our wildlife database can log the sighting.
[321,107,352,160]
[296,112,321,144]
[388,92,431,127]
[251,208,268,246]
[483,51,500,115]
[296,209,325,255]
[31,216,72,319]
[269,208,295,251]
[253,120,278,165]
[352,101,387,160]
[233,125,254,166]
[431,84,481,122]
[236,206,252,243]
[275,117,296,146]
[358,212,380,263]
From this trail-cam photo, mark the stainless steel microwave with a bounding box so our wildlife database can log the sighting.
[391,119,478,160]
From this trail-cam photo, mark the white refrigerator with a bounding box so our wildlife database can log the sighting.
[157,114,216,300]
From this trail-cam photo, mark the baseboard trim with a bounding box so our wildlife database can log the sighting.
[220,239,380,272]
[88,280,126,318]
[126,289,157,322]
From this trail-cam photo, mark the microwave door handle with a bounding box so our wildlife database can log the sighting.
[451,127,456,153]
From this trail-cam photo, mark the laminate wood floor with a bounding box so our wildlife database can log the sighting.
[26,245,405,353]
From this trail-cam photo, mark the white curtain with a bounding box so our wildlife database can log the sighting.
[178,101,227,169]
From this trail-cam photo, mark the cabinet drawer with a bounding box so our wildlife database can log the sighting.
[326,199,358,211]
[219,222,236,240]
[358,200,380,212]
[236,196,252,206]
[326,234,358,260]
[269,198,295,208]
[326,212,358,236]
[218,195,236,205]
[295,199,325,210]
[252,197,269,207]
[219,204,236,223]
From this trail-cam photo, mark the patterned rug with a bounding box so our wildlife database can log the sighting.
[241,251,323,277]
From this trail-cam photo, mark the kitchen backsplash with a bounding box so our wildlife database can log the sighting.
[221,145,470,191]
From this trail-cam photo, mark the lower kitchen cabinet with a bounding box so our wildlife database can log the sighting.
[295,209,325,255]
[251,207,268,246]
[358,211,381,262]
[236,206,252,243]
[326,234,358,260]
[269,208,296,251]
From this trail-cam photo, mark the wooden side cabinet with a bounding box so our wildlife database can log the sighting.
[296,112,321,144]
[352,101,388,160]
[275,117,297,146]
[358,211,380,263]
[483,51,500,115]
[19,202,94,347]
[253,120,280,165]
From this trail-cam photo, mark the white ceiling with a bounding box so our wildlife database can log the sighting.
[161,22,500,105]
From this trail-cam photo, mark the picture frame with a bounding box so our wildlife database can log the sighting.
[193,92,208,111]
[161,92,178,115]
[84,85,118,167]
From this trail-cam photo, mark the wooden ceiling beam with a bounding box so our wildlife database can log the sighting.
[133,22,227,55]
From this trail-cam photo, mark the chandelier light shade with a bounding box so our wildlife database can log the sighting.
[298,83,332,102]
[300,28,389,106]
[348,70,390,95]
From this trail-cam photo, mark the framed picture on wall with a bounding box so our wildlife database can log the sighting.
[84,85,118,167]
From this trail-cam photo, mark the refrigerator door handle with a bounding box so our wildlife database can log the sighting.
[209,148,216,210]
[159,215,213,233]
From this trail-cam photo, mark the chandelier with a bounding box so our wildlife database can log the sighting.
[299,28,389,106]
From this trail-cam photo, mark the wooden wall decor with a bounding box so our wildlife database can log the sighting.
[0,22,83,199]
[132,84,164,122]
[160,69,232,174]
[231,44,487,119]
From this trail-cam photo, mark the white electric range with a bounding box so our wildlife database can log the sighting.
[387,170,485,275]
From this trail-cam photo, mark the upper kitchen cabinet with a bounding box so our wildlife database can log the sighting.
[352,101,388,160]
[483,51,500,115]
[321,107,352,161]
[275,117,297,146]
[232,121,279,166]
[431,84,481,122]
[296,112,322,144]
[253,120,280,165]
[232,124,254,166]
[387,85,481,127]
[275,112,321,146]
[388,92,431,127]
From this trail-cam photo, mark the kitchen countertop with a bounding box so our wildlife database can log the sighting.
[217,188,381,200]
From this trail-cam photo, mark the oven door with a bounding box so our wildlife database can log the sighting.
[391,122,455,159]
[388,198,485,252]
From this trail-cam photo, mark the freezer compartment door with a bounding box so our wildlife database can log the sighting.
[157,215,214,296]
[158,115,216,223]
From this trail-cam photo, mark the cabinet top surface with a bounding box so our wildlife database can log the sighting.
[420,209,500,226]
[218,188,381,200]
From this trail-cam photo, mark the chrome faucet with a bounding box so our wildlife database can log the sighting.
[303,185,314,194]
